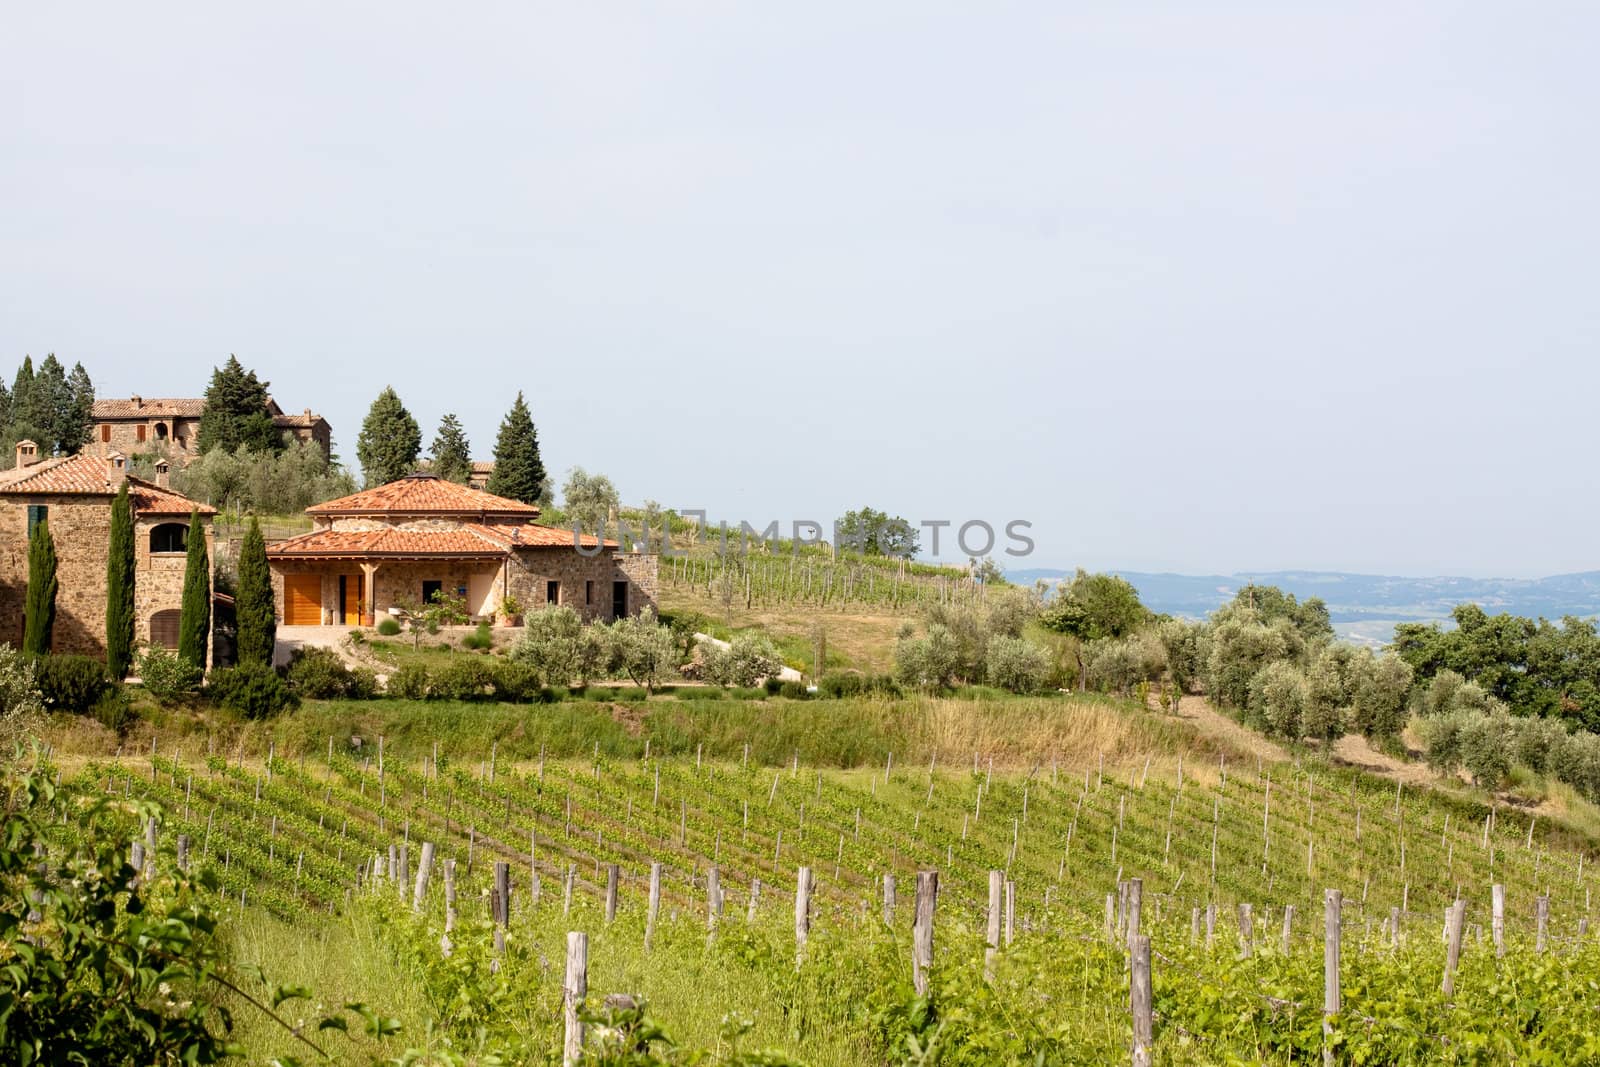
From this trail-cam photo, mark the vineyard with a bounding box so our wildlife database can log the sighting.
[59,737,1600,1064]
[661,548,992,614]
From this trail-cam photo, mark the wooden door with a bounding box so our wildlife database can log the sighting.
[283,574,322,625]
[340,574,364,624]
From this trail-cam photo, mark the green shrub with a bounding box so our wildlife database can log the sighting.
[135,647,202,705]
[778,680,809,700]
[348,629,366,646]
[462,621,494,651]
[616,687,649,702]
[984,635,1051,695]
[91,686,133,733]
[388,663,430,700]
[490,659,544,703]
[285,646,378,700]
[703,633,783,688]
[731,687,765,700]
[764,676,783,695]
[817,672,863,699]
[430,658,494,701]
[206,664,298,719]
[31,654,110,714]
[377,617,402,637]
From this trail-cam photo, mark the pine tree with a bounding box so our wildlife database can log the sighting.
[196,355,281,455]
[33,355,74,456]
[0,376,11,435]
[355,386,421,487]
[486,392,545,504]
[177,509,210,670]
[22,516,57,655]
[429,413,472,483]
[235,516,276,667]
[64,362,95,455]
[105,482,136,679]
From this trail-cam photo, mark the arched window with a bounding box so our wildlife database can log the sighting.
[149,609,182,649]
[155,422,169,440]
[149,522,188,554]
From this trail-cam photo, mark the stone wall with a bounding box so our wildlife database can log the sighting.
[506,547,658,623]
[92,417,203,462]
[267,548,659,625]
[134,516,212,648]
[0,495,212,659]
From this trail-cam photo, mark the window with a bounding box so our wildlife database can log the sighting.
[136,424,146,442]
[422,580,443,605]
[149,609,182,649]
[26,505,46,536]
[149,522,188,554]
[585,580,594,605]
[100,424,111,442]
[155,422,168,440]
[611,581,628,618]
[546,580,560,604]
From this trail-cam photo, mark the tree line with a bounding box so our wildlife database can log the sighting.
[0,354,94,462]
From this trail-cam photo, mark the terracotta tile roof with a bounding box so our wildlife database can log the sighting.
[0,453,215,514]
[307,473,540,518]
[273,411,328,428]
[129,481,217,516]
[464,522,615,549]
[266,527,513,559]
[470,461,495,473]
[91,397,206,419]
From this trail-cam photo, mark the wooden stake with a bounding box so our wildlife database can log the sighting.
[563,932,588,1066]
[605,864,619,924]
[1323,889,1341,1067]
[1130,935,1152,1067]
[1492,884,1505,958]
[645,862,662,949]
[794,866,813,964]
[912,870,938,995]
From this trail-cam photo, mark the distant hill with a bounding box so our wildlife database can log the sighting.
[1006,568,1600,647]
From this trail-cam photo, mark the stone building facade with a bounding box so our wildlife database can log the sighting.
[0,442,216,657]
[265,473,657,626]
[89,395,332,464]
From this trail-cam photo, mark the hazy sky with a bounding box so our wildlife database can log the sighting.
[5,4,1596,577]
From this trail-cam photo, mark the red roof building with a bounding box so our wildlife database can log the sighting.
[0,443,218,658]
[266,472,652,627]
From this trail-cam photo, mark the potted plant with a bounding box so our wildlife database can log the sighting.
[498,594,524,627]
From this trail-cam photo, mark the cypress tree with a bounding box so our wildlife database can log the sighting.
[105,482,136,679]
[429,412,472,483]
[177,509,210,670]
[22,517,57,655]
[486,391,545,504]
[355,386,421,487]
[235,516,276,668]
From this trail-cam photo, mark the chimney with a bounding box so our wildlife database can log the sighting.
[105,450,128,485]
[304,408,312,418]
[131,394,142,408]
[14,439,38,468]
[154,459,170,488]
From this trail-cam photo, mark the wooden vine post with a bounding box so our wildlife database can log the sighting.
[794,866,814,965]
[645,862,662,950]
[1130,934,1152,1067]
[1323,889,1341,1067]
[913,870,938,995]
[563,931,588,1066]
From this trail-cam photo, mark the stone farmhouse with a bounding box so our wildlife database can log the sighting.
[0,440,216,657]
[89,395,332,463]
[265,472,656,626]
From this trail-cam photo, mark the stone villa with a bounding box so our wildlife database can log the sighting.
[89,395,332,463]
[0,441,216,657]
[265,472,656,626]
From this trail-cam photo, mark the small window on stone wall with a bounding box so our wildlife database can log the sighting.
[149,522,188,554]
[149,609,182,649]
[136,424,146,442]
[585,580,593,605]
[547,580,559,604]
[100,424,111,442]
